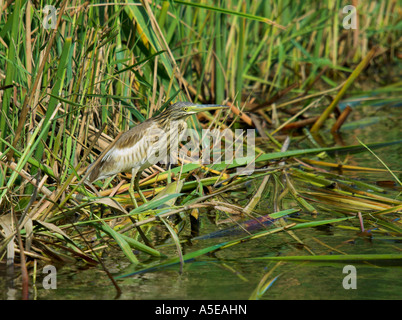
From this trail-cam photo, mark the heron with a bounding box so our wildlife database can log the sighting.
[86,102,228,207]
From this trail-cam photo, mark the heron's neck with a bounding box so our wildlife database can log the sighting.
[154,113,188,131]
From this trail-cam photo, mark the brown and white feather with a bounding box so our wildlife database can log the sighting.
[87,117,188,183]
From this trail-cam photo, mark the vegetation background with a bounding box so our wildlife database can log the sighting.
[0,0,401,299]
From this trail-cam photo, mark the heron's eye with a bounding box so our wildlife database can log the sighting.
[184,107,189,112]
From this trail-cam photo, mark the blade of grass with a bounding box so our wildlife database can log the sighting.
[173,0,287,30]
[0,0,21,152]
[356,137,402,187]
[160,217,184,274]
[310,46,380,133]
[96,217,140,265]
[251,253,402,262]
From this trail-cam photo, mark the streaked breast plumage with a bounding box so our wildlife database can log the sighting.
[87,119,187,183]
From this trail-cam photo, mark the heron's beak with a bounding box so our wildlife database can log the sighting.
[189,104,229,113]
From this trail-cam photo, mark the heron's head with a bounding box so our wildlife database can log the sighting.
[165,102,228,120]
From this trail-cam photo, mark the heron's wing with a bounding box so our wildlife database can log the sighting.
[87,121,152,182]
[87,120,186,182]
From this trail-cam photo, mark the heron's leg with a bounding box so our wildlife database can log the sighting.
[135,170,148,204]
[129,167,139,208]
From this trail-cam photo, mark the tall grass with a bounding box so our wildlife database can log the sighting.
[0,0,401,298]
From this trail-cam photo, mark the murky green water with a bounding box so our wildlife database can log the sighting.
[3,232,402,300]
[5,219,402,300]
[1,103,401,300]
